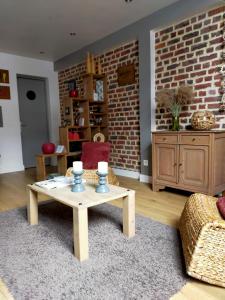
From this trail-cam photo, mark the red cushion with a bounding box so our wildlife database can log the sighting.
[216,197,225,219]
[81,142,110,169]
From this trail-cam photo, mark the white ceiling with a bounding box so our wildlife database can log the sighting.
[0,0,178,62]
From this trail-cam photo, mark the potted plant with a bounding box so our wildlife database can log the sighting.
[156,86,194,131]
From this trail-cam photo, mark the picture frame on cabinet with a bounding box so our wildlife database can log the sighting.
[55,145,65,153]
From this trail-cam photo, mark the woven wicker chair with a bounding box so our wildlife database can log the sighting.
[179,193,225,287]
[66,167,119,186]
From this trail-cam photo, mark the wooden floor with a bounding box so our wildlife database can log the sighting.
[0,168,224,300]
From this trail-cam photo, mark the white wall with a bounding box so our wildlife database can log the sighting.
[0,52,60,174]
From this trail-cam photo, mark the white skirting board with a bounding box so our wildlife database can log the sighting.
[0,164,24,174]
[112,168,152,183]
[139,174,152,183]
[112,168,140,179]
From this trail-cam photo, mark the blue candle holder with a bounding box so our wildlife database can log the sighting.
[96,171,109,193]
[71,170,85,192]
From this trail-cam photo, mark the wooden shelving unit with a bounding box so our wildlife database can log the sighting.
[83,73,108,101]
[62,97,89,127]
[59,126,91,154]
[59,73,108,165]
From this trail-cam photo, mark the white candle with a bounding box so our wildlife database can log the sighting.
[73,161,83,172]
[98,161,108,174]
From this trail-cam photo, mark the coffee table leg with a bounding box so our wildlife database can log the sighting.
[27,189,38,225]
[73,207,89,262]
[123,190,135,238]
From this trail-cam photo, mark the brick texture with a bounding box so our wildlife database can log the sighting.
[155,5,225,130]
[58,41,140,171]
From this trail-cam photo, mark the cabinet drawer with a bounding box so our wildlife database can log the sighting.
[180,135,209,145]
[155,135,177,144]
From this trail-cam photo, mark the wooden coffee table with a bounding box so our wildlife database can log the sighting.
[27,183,135,262]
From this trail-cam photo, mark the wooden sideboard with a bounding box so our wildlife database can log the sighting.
[152,131,225,196]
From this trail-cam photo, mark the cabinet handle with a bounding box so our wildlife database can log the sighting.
[179,163,182,167]
[192,138,196,141]
[163,137,167,141]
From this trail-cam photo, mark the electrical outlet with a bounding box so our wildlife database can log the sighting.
[143,160,148,166]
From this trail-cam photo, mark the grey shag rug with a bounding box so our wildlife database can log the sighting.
[0,202,187,300]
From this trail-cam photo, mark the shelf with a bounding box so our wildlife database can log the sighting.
[60,126,89,129]
[36,152,68,157]
[69,139,89,143]
[89,101,106,105]
[83,73,105,79]
[66,151,82,157]
[90,125,107,128]
[69,97,88,102]
[91,112,107,116]
[68,126,89,129]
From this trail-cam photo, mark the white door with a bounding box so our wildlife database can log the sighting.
[17,76,49,168]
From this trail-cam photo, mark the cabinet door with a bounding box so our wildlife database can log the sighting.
[155,144,178,183]
[179,145,208,190]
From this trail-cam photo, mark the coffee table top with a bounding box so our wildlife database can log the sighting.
[28,183,134,209]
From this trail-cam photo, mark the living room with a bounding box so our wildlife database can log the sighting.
[1,0,225,299]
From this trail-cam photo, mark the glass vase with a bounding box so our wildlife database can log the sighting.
[171,116,180,131]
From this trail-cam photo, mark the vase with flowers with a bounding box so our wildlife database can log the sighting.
[156,86,194,131]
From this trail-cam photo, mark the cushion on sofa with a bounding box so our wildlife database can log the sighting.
[81,142,110,169]
[216,197,225,219]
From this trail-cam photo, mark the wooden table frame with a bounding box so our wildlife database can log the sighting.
[27,184,135,262]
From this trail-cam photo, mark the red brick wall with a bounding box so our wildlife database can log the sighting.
[155,5,225,130]
[58,41,140,171]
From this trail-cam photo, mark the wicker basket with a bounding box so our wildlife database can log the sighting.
[179,193,225,287]
[191,110,215,130]
[66,167,119,186]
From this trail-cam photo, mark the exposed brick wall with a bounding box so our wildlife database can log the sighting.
[155,5,225,130]
[58,41,140,171]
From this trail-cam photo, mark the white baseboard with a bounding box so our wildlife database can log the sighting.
[113,168,152,183]
[139,174,152,183]
[113,168,140,179]
[0,165,24,174]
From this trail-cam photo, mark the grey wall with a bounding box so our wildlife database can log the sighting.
[55,0,222,176]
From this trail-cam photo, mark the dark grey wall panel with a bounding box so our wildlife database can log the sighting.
[139,30,152,175]
[54,0,222,176]
[0,106,3,127]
